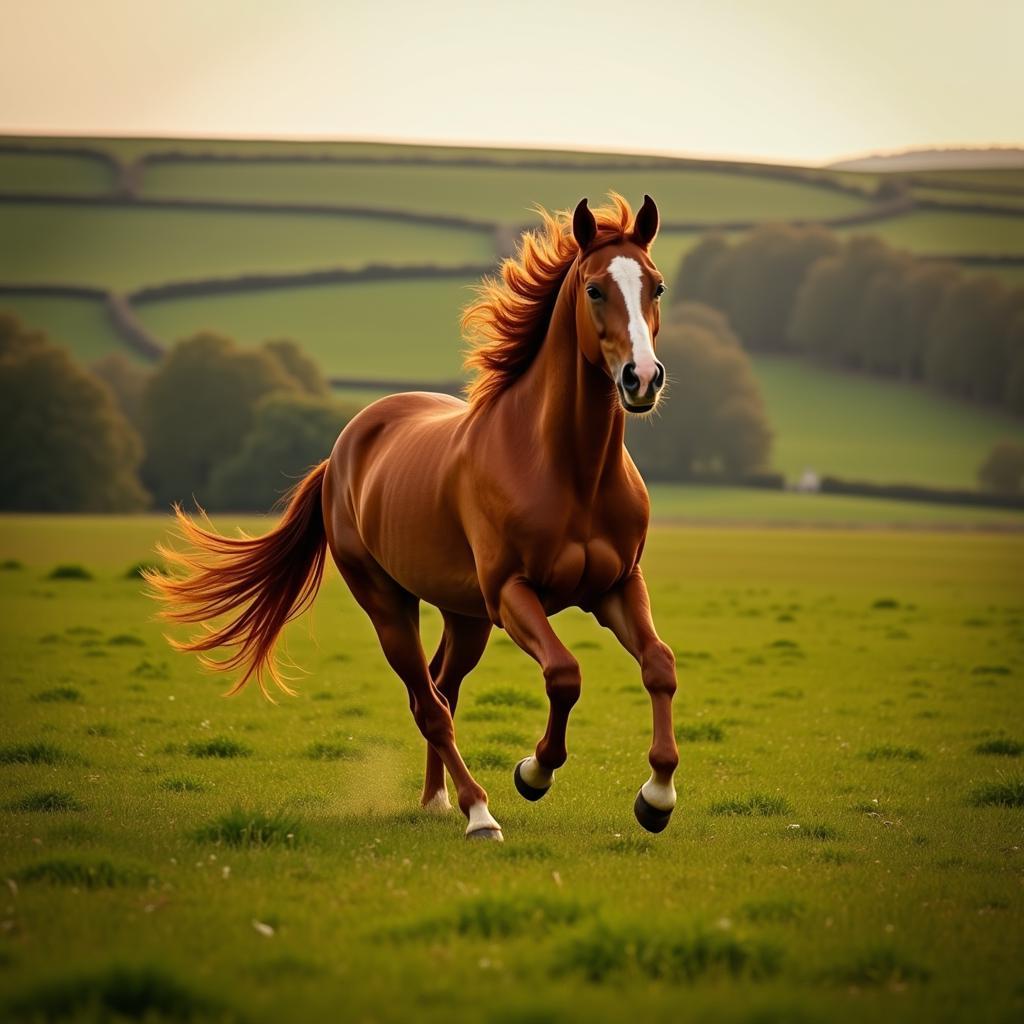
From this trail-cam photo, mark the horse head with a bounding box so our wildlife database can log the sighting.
[572,194,666,414]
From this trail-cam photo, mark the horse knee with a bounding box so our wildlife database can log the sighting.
[642,641,676,697]
[414,704,454,748]
[544,656,582,710]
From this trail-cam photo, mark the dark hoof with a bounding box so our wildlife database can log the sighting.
[634,789,673,834]
[514,758,550,802]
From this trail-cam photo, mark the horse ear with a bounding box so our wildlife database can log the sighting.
[631,194,659,248]
[572,197,597,252]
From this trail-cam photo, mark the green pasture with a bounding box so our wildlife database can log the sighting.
[137,276,479,381]
[838,209,1024,255]
[0,152,114,195]
[139,161,870,225]
[0,292,128,364]
[910,186,1024,210]
[0,202,495,291]
[749,355,1024,488]
[0,517,1022,1023]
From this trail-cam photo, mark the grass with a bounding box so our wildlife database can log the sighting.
[1,518,1023,1021]
[0,292,130,364]
[0,150,115,194]
[139,160,870,224]
[0,202,495,291]
[836,209,1024,255]
[749,354,1024,487]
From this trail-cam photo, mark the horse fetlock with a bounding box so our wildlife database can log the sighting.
[640,772,677,812]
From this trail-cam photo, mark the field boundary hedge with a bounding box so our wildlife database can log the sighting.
[820,475,1024,511]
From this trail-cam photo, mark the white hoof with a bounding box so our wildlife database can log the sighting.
[422,789,453,813]
[640,773,677,812]
[465,801,504,841]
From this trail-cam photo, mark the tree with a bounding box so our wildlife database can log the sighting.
[90,351,151,428]
[207,392,363,511]
[673,235,732,308]
[627,304,772,479]
[0,312,148,511]
[262,338,330,396]
[977,439,1024,494]
[140,332,300,508]
[897,262,960,379]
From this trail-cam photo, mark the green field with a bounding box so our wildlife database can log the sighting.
[0,203,494,290]
[0,292,128,364]
[750,356,1024,487]
[0,152,114,194]
[838,210,1024,255]
[0,516,1022,1023]
[140,161,870,225]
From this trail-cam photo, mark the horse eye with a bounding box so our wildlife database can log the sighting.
[654,283,666,298]
[585,284,603,301]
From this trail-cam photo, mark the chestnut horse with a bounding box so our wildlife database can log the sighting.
[149,194,679,841]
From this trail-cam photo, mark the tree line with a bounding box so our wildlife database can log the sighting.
[675,224,1024,414]
[0,302,776,512]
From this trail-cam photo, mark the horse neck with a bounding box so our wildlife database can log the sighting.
[516,263,626,496]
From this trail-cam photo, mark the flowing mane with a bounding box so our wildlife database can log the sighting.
[461,193,634,408]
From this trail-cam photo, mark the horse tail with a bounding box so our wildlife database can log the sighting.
[146,461,329,699]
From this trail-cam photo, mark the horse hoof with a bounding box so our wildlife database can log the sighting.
[634,789,673,834]
[514,758,550,802]
[466,826,504,842]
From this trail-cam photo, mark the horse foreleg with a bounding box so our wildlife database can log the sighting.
[593,569,679,833]
[498,579,581,802]
[422,611,492,812]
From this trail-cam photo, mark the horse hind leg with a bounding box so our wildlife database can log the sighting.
[335,551,502,839]
[422,611,492,812]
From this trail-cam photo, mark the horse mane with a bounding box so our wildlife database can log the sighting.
[461,193,634,408]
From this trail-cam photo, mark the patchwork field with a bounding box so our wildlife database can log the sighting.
[1,516,1022,1023]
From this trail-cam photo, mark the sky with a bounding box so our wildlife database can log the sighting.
[1,0,1022,166]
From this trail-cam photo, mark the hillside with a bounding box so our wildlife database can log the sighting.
[1,134,1022,491]
[830,146,1024,172]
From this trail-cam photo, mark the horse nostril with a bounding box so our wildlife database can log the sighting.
[653,362,665,390]
[621,362,639,392]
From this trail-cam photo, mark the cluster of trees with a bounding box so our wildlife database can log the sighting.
[978,439,1024,495]
[626,302,772,478]
[0,315,362,512]
[676,225,1024,413]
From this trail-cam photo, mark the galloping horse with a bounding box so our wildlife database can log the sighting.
[149,194,679,841]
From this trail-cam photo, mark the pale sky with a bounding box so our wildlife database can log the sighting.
[1,0,1021,165]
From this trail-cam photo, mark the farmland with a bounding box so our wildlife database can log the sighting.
[0,136,1022,494]
[0,516,1021,1022]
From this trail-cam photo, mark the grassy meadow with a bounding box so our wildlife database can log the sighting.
[0,516,1022,1023]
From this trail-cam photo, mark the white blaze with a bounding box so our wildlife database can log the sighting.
[608,255,658,383]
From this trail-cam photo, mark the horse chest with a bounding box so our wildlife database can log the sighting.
[542,536,626,606]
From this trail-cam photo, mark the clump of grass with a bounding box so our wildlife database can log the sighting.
[555,922,783,984]
[131,659,169,680]
[871,598,900,610]
[974,738,1023,757]
[824,945,930,987]
[0,558,23,570]
[767,639,800,649]
[107,634,145,647]
[46,564,93,581]
[159,776,206,793]
[971,664,1011,677]
[606,835,653,855]
[969,779,1024,808]
[14,858,149,889]
[476,687,543,710]
[862,745,925,762]
[125,560,165,579]
[398,895,588,941]
[740,898,806,923]
[461,708,508,722]
[303,741,359,761]
[770,687,804,700]
[8,790,83,813]
[676,721,726,743]
[787,823,840,840]
[710,792,792,817]
[32,686,82,703]
[335,704,368,717]
[6,964,223,1022]
[85,723,118,738]
[471,747,511,770]
[194,808,301,847]
[186,737,251,759]
[0,742,70,766]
